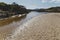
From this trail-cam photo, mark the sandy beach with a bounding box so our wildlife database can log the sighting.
[5,13,60,40]
[0,16,25,40]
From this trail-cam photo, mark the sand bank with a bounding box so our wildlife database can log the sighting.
[5,13,60,40]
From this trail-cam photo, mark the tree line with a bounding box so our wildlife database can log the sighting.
[28,6,60,12]
[0,2,28,14]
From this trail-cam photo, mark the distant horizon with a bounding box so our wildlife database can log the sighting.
[0,0,60,9]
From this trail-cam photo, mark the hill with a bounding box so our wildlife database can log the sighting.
[0,2,29,18]
[29,7,60,12]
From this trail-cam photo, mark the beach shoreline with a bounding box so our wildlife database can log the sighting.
[6,13,60,40]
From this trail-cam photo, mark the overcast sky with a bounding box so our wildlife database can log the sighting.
[0,0,60,9]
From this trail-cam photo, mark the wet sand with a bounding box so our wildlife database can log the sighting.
[0,15,26,40]
[6,13,60,40]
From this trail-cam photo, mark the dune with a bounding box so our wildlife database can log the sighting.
[6,13,60,40]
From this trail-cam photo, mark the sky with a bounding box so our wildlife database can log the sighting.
[0,0,60,9]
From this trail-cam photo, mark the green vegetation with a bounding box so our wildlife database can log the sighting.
[0,2,28,13]
[0,2,28,18]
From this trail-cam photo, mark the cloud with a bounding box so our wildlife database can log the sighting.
[50,0,60,3]
[41,0,60,3]
[41,0,48,3]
